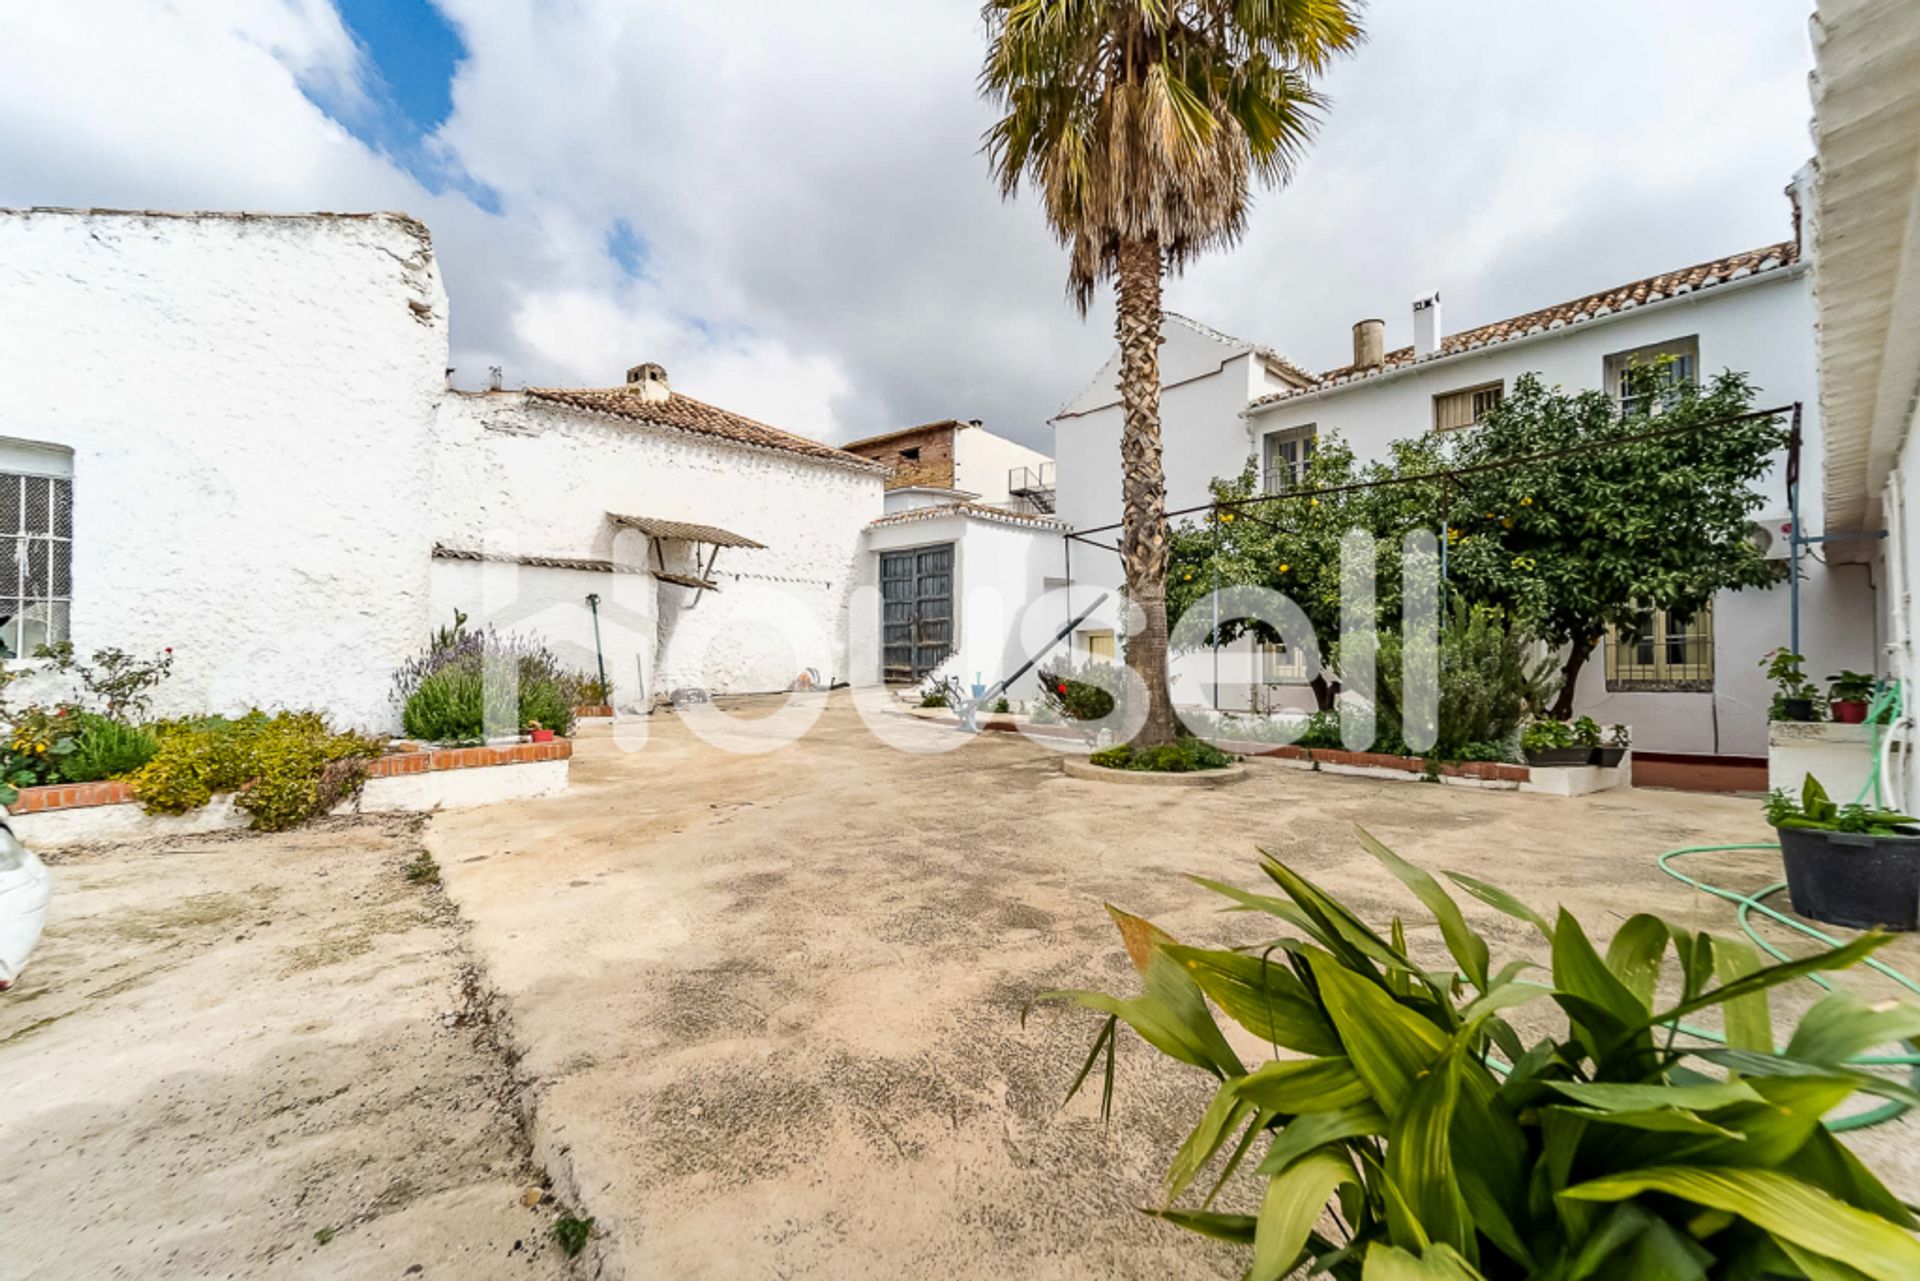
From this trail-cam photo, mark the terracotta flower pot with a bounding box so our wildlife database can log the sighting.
[529,728,555,743]
[1831,700,1869,724]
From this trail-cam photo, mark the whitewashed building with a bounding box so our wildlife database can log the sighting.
[1809,0,1920,805]
[840,418,1069,697]
[1052,190,1873,759]
[0,207,892,728]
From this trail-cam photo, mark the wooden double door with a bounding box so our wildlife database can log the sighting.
[880,543,954,683]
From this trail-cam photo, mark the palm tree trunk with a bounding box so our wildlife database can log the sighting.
[1114,233,1180,748]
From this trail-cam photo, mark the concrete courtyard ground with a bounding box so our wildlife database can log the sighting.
[429,693,1920,1279]
[6,692,1919,1279]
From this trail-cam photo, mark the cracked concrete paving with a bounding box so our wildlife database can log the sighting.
[430,692,1920,1279]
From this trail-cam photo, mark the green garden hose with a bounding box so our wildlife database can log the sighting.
[1658,842,1920,1132]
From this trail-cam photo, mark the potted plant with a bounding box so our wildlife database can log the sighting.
[1521,718,1588,767]
[1828,669,1876,724]
[1571,715,1601,760]
[527,720,555,744]
[1761,648,1822,722]
[1593,722,1630,768]
[1766,772,1920,930]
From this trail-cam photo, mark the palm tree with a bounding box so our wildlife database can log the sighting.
[981,0,1362,746]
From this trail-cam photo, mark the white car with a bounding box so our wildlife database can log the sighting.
[0,819,50,991]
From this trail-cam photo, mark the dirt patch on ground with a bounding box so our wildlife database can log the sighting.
[427,693,1920,1279]
[0,815,583,1280]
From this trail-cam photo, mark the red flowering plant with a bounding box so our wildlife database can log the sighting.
[1036,659,1121,724]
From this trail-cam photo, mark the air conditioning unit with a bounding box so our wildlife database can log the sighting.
[1749,512,1796,560]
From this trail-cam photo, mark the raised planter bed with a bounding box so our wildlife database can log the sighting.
[1062,759,1246,786]
[8,739,573,847]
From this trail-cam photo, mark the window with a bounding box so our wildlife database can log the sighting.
[1082,630,1116,661]
[899,446,921,461]
[1604,336,1699,417]
[0,471,73,660]
[1262,425,1317,494]
[1433,381,1504,432]
[1604,604,1713,691]
[1260,640,1310,684]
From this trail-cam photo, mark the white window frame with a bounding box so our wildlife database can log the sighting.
[1260,639,1311,685]
[0,462,73,661]
[1433,380,1504,432]
[1262,425,1317,495]
[1604,336,1700,417]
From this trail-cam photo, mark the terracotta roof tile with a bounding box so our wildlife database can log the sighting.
[1249,240,1802,412]
[867,502,1068,532]
[526,387,887,472]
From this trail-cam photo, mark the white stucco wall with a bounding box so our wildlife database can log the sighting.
[1049,267,1863,755]
[433,393,885,700]
[954,427,1051,509]
[0,209,447,730]
[863,513,1070,699]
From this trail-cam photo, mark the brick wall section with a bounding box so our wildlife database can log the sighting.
[8,739,573,814]
[842,422,957,490]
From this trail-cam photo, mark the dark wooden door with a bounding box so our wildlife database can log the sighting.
[880,544,954,682]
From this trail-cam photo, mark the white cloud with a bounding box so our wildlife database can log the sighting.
[0,0,1817,449]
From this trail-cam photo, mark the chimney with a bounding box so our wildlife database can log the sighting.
[626,362,671,403]
[1412,291,1443,359]
[1351,318,1385,370]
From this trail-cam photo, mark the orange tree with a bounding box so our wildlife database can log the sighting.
[1444,368,1784,717]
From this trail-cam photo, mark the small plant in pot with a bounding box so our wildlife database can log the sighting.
[1520,717,1588,767]
[527,719,554,743]
[1766,773,1920,930]
[1762,647,1823,722]
[1829,669,1876,724]
[1593,721,1630,768]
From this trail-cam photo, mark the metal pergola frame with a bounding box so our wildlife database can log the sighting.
[1058,403,1805,709]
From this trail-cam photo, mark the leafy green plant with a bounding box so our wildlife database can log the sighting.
[919,688,951,709]
[0,704,78,800]
[1606,723,1632,749]
[34,642,175,720]
[1571,715,1602,748]
[1038,832,1920,1279]
[1764,649,1824,722]
[993,697,1012,714]
[393,614,579,741]
[1766,774,1919,837]
[1829,670,1876,704]
[1521,718,1575,754]
[129,711,383,832]
[1089,739,1233,773]
[1039,661,1119,722]
[60,713,159,782]
[551,1214,594,1258]
[1376,600,1543,760]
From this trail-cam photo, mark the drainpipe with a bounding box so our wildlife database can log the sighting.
[586,593,609,696]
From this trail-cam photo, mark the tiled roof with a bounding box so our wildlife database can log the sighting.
[526,387,888,472]
[1247,240,1803,412]
[867,502,1068,532]
[433,545,647,575]
[840,419,971,451]
[609,513,765,549]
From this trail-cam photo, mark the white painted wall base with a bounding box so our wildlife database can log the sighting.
[1519,761,1631,797]
[10,761,569,848]
[1768,722,1889,804]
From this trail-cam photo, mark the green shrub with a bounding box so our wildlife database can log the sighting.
[1088,739,1233,773]
[61,714,159,782]
[1377,599,1544,759]
[1041,833,1920,1279]
[393,617,579,741]
[920,688,950,708]
[1521,718,1576,753]
[130,711,383,831]
[1039,662,1118,721]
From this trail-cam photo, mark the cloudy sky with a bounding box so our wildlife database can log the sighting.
[0,1,1815,451]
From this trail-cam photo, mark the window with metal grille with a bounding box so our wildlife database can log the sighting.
[1604,604,1713,691]
[0,472,73,660]
[1261,425,1316,494]
[1433,381,1504,432]
[1604,336,1699,418]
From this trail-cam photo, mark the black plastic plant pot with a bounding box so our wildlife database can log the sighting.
[1591,747,1627,768]
[1524,747,1592,768]
[1782,697,1816,722]
[1776,827,1920,931]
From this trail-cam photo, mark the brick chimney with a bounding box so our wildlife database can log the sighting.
[626,362,671,403]
[1352,318,1385,370]
[1412,292,1443,359]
